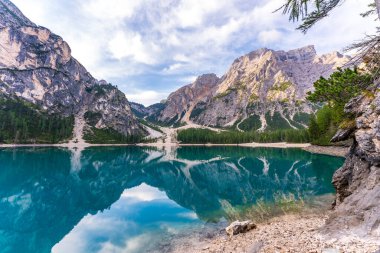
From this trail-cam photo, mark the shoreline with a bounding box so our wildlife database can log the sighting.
[0,142,349,157]
[168,212,380,253]
[302,145,349,157]
[0,142,311,148]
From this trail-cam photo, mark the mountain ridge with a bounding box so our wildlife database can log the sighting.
[135,45,350,132]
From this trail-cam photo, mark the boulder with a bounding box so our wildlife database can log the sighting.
[225,220,257,236]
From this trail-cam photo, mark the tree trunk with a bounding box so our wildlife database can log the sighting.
[376,0,380,20]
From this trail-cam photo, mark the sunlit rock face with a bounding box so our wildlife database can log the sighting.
[0,0,143,136]
[142,46,349,130]
[326,86,380,237]
[151,74,220,124]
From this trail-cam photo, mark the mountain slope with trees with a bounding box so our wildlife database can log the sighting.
[0,0,145,144]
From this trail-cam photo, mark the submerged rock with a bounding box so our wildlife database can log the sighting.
[225,220,257,236]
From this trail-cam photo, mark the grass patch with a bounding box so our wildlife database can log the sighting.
[222,193,306,223]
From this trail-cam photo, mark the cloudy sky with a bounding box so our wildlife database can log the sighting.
[12,0,377,105]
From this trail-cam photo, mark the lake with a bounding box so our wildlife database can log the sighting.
[0,146,344,253]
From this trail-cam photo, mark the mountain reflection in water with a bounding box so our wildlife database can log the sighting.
[0,146,344,253]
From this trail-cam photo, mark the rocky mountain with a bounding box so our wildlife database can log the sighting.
[0,0,144,143]
[154,73,220,125]
[142,46,349,131]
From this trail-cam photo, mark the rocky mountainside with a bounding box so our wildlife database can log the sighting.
[155,74,220,125]
[0,0,144,142]
[325,84,380,237]
[141,46,349,131]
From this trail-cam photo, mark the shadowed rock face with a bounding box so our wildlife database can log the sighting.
[0,0,35,28]
[326,85,380,237]
[0,0,144,136]
[140,46,349,130]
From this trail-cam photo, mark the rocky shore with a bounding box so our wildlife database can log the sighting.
[168,213,380,253]
[302,145,349,157]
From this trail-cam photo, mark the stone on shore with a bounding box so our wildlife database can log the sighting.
[225,220,257,236]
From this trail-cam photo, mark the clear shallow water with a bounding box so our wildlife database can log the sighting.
[0,146,344,253]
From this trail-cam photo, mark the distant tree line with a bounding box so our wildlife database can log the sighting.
[177,128,310,144]
[83,127,144,144]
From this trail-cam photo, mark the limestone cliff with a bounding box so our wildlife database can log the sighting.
[152,74,220,125]
[141,46,349,131]
[326,84,380,237]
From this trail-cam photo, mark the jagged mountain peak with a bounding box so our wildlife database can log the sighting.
[140,45,349,131]
[190,73,219,88]
[0,0,36,28]
[238,45,317,64]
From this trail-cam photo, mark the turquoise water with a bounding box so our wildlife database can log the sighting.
[0,146,344,253]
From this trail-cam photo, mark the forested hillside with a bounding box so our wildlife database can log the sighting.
[0,97,74,144]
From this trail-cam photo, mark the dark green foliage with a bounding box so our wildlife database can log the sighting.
[87,83,117,98]
[83,127,143,144]
[0,98,74,144]
[293,112,311,125]
[177,128,310,144]
[84,111,102,126]
[239,115,262,131]
[289,119,305,129]
[265,112,293,131]
[306,68,374,145]
[279,0,342,33]
[307,106,340,145]
[308,115,320,138]
[307,68,373,110]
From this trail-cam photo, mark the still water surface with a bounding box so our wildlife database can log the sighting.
[0,146,344,253]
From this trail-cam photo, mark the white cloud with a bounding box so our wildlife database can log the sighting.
[84,0,144,20]
[173,0,230,28]
[108,31,159,65]
[179,75,198,84]
[163,63,184,73]
[11,0,378,105]
[126,90,170,106]
[258,29,282,45]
